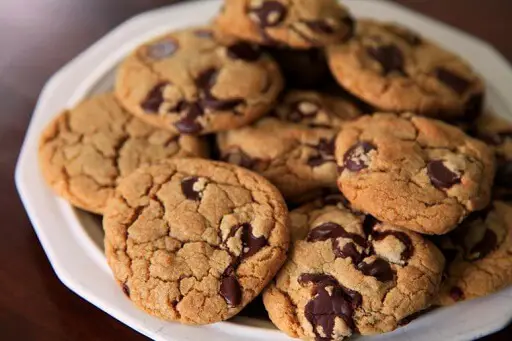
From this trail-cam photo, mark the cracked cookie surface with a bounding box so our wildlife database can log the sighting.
[327,20,484,120]
[215,0,354,49]
[335,113,495,235]
[434,201,512,306]
[471,113,512,200]
[263,195,444,341]
[115,26,283,135]
[38,93,208,214]
[103,158,289,324]
[217,90,360,200]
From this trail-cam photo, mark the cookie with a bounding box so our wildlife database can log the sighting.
[335,113,495,235]
[435,201,512,306]
[115,26,283,135]
[215,0,354,49]
[263,194,445,341]
[38,93,208,214]
[103,159,289,324]
[217,90,361,199]
[327,20,484,120]
[471,113,512,200]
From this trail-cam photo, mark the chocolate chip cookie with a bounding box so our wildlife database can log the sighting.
[217,90,361,200]
[335,113,495,235]
[38,93,208,214]
[435,201,512,306]
[471,113,512,200]
[327,20,484,120]
[215,0,354,49]
[103,159,289,324]
[115,26,283,135]
[263,195,445,341]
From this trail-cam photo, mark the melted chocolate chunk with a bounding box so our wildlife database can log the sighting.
[372,230,414,262]
[195,68,218,90]
[141,83,168,113]
[303,20,335,34]
[307,138,336,167]
[249,1,287,27]
[299,273,362,339]
[180,177,202,201]
[229,223,268,259]
[197,68,244,111]
[147,39,178,60]
[343,142,377,172]
[220,265,242,306]
[436,68,471,95]
[469,229,498,260]
[174,102,204,134]
[122,283,130,297]
[449,286,465,302]
[227,42,262,61]
[367,45,405,75]
[357,258,394,282]
[334,242,364,264]
[288,100,320,122]
[222,149,258,170]
[427,160,461,189]
[307,222,367,248]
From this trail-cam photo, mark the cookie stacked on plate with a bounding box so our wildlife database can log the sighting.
[37,1,512,340]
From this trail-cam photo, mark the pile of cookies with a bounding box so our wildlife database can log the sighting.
[38,0,512,340]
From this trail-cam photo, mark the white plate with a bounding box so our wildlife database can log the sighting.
[15,0,512,340]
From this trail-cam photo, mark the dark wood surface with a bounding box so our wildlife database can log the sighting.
[1,0,511,340]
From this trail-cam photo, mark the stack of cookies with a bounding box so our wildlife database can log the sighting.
[37,1,512,340]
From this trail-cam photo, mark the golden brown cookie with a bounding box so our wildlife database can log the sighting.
[263,194,445,341]
[335,113,495,235]
[215,0,354,49]
[115,26,283,135]
[435,201,512,306]
[327,20,484,120]
[103,159,289,324]
[38,93,208,214]
[217,90,361,200]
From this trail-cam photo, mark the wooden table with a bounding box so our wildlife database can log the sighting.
[1,0,511,339]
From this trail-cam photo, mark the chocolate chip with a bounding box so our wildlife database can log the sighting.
[195,68,218,90]
[174,102,204,134]
[307,138,336,167]
[367,45,405,75]
[427,160,461,189]
[229,223,267,259]
[288,100,320,122]
[334,242,364,264]
[227,42,262,61]
[362,215,379,237]
[194,29,213,38]
[196,68,245,111]
[202,92,244,111]
[220,265,242,306]
[141,83,168,113]
[222,149,258,169]
[303,20,335,34]
[372,230,414,262]
[249,1,287,27]
[436,68,471,95]
[495,157,512,189]
[122,283,130,297]
[307,222,367,248]
[298,273,362,338]
[449,286,465,302]
[469,229,497,260]
[181,177,202,201]
[343,142,377,172]
[357,258,394,282]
